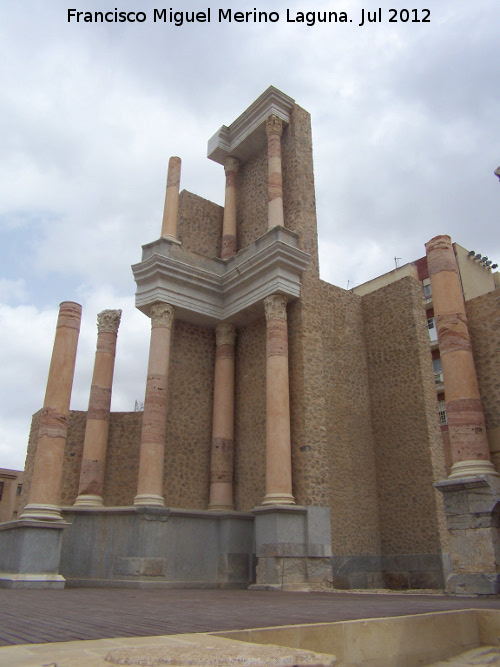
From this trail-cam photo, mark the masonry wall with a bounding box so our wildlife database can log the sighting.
[362,276,449,587]
[177,190,223,259]
[466,288,500,471]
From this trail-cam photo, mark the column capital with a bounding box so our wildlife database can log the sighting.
[150,303,174,328]
[266,114,283,137]
[97,309,122,335]
[223,157,239,174]
[215,322,236,346]
[264,294,287,321]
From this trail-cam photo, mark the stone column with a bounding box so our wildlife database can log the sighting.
[266,115,285,230]
[134,303,175,506]
[426,235,497,479]
[74,309,122,507]
[21,302,82,521]
[160,156,181,239]
[262,294,294,505]
[221,157,239,259]
[208,323,236,511]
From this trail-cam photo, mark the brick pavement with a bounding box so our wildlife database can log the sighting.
[1,588,500,647]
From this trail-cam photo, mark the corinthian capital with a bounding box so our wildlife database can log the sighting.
[265,114,283,137]
[224,157,240,174]
[97,309,122,335]
[215,322,236,346]
[264,294,287,321]
[150,303,175,328]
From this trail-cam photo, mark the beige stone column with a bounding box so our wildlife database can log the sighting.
[208,323,236,511]
[134,303,175,506]
[221,157,239,259]
[160,156,181,239]
[426,235,498,479]
[266,115,285,230]
[74,309,122,507]
[21,302,82,521]
[262,294,294,505]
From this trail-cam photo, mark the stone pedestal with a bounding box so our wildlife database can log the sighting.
[435,475,500,595]
[0,520,68,588]
[251,505,332,589]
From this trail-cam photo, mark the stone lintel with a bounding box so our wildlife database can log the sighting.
[133,227,310,327]
[207,86,295,166]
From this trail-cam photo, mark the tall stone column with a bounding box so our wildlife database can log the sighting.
[21,302,82,521]
[134,303,175,506]
[221,157,239,259]
[208,323,236,511]
[426,235,497,479]
[262,294,294,505]
[160,156,181,239]
[266,115,285,230]
[74,309,122,507]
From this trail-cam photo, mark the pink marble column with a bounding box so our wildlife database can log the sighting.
[221,157,239,259]
[426,235,498,479]
[74,309,122,507]
[262,294,295,505]
[208,323,236,511]
[160,156,181,239]
[134,303,175,506]
[266,115,285,230]
[21,302,82,521]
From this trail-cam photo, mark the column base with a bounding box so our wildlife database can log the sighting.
[20,503,64,522]
[73,494,104,507]
[0,573,66,589]
[449,460,499,479]
[207,503,235,512]
[134,494,165,507]
[261,493,295,506]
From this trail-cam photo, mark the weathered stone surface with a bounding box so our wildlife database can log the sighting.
[105,634,336,666]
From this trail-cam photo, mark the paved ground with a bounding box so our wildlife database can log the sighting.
[1,588,500,647]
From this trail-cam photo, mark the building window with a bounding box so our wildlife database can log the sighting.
[428,317,438,342]
[433,357,443,384]
[438,400,448,425]
[16,484,22,496]
[423,279,432,302]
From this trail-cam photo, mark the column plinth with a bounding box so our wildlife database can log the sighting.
[74,309,122,507]
[426,235,497,479]
[134,303,175,507]
[266,115,285,230]
[262,294,294,506]
[208,323,236,511]
[221,157,239,260]
[21,302,82,521]
[161,156,181,239]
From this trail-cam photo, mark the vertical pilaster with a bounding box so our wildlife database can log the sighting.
[262,294,294,505]
[160,156,181,239]
[221,157,239,259]
[134,303,175,507]
[266,115,285,230]
[74,309,122,507]
[426,235,497,479]
[208,323,236,511]
[21,302,82,521]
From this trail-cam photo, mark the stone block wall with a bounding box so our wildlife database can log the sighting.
[361,275,449,586]
[177,190,223,259]
[466,289,500,471]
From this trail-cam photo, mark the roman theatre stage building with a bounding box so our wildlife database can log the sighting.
[1,88,499,595]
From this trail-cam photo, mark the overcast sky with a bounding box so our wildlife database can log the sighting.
[0,0,498,470]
